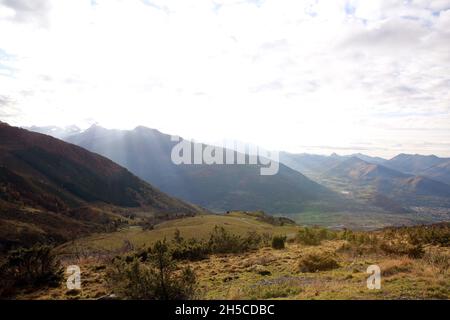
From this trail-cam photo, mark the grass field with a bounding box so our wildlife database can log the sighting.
[58,212,301,255]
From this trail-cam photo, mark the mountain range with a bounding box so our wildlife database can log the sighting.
[281,151,450,211]
[280,151,450,185]
[20,123,450,222]
[325,157,450,206]
[63,125,350,214]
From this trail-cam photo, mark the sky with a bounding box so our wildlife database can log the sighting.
[0,0,450,158]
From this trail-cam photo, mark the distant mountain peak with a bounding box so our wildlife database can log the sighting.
[385,153,449,175]
[330,152,340,157]
[347,155,367,162]
[85,123,104,131]
[133,125,164,135]
[392,153,438,159]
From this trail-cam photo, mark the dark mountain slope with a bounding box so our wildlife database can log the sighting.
[421,160,450,186]
[327,157,408,181]
[0,122,202,250]
[383,153,449,175]
[0,122,201,212]
[351,153,387,165]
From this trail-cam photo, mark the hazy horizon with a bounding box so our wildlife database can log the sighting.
[1,0,450,158]
[13,121,450,160]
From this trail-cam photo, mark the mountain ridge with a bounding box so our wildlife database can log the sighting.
[65,124,354,214]
[0,122,203,250]
[323,156,450,207]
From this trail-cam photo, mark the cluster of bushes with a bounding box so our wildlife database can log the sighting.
[295,227,381,247]
[295,227,339,246]
[379,241,425,259]
[340,229,379,245]
[0,245,63,298]
[233,211,296,226]
[170,230,210,261]
[108,227,283,299]
[381,223,450,247]
[163,227,272,261]
[338,233,425,259]
[208,227,267,254]
[342,224,450,258]
[292,226,429,260]
[403,223,450,247]
[108,240,197,300]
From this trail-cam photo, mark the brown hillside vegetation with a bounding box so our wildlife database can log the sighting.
[0,122,203,251]
[3,213,448,300]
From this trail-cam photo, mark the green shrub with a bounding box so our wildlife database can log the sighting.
[379,241,425,259]
[108,240,198,300]
[271,235,286,250]
[0,245,63,298]
[242,231,267,250]
[169,228,266,261]
[208,226,244,254]
[296,228,324,245]
[406,244,425,259]
[383,223,450,247]
[298,253,339,273]
[171,238,210,261]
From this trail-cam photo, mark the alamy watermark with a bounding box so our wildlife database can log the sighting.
[170,136,279,175]
[366,265,381,290]
[66,265,81,290]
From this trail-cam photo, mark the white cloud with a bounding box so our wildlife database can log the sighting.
[0,0,450,158]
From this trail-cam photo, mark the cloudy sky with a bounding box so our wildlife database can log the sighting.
[1,0,450,158]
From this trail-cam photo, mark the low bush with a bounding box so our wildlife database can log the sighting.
[271,235,286,249]
[108,240,198,300]
[207,226,265,254]
[383,223,450,247]
[171,238,210,261]
[0,245,63,298]
[296,227,337,246]
[208,226,247,254]
[379,241,425,259]
[136,228,268,263]
[298,252,340,273]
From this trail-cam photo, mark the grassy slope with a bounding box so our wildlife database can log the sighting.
[22,214,449,300]
[194,244,450,300]
[58,212,301,254]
